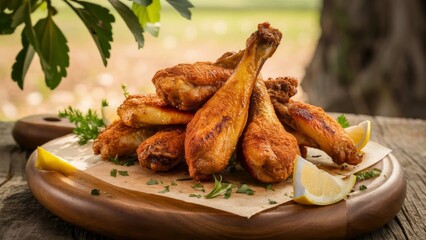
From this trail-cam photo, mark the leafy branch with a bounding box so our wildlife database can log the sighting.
[0,0,193,90]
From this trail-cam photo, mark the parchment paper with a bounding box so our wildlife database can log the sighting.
[43,134,392,218]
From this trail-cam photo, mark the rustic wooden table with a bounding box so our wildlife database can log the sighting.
[0,114,425,239]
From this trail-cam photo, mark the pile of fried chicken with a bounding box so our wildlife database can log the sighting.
[93,23,363,183]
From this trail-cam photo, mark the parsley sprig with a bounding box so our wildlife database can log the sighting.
[58,106,105,144]
[336,114,350,128]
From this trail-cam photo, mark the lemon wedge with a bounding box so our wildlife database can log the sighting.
[345,120,371,151]
[35,147,76,175]
[293,155,356,205]
[101,105,119,126]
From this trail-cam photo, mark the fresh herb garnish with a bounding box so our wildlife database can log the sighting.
[189,194,201,198]
[108,155,135,166]
[176,177,193,181]
[236,184,255,196]
[171,180,177,186]
[118,170,129,176]
[265,184,274,191]
[359,185,367,191]
[159,186,170,194]
[191,182,205,192]
[204,175,234,199]
[336,114,350,128]
[147,179,159,185]
[121,84,130,98]
[91,189,100,196]
[268,199,277,204]
[102,99,109,107]
[108,155,121,165]
[355,168,382,181]
[110,168,117,177]
[58,106,105,144]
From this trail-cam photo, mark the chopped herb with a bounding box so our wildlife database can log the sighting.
[171,180,177,186]
[312,155,322,158]
[204,175,234,199]
[122,158,136,166]
[265,184,275,191]
[176,177,193,181]
[355,168,382,181]
[189,194,201,198]
[224,187,233,199]
[121,84,130,98]
[268,199,277,204]
[359,185,367,191]
[118,170,129,176]
[159,186,170,194]
[108,155,121,165]
[236,184,255,196]
[336,114,350,128]
[147,179,159,185]
[91,189,100,196]
[110,168,117,177]
[191,182,205,192]
[58,106,105,144]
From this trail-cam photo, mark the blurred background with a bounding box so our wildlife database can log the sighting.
[0,0,424,121]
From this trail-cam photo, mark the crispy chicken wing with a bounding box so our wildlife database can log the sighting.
[137,127,186,172]
[240,79,300,183]
[93,120,156,160]
[185,22,282,180]
[118,94,194,128]
[273,100,363,165]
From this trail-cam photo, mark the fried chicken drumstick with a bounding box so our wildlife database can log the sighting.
[273,100,363,165]
[239,79,300,183]
[118,94,193,128]
[185,22,282,180]
[93,120,156,160]
[137,127,186,172]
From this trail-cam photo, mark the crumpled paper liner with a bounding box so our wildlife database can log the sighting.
[43,135,391,218]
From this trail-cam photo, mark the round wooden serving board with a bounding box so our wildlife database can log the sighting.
[26,151,405,239]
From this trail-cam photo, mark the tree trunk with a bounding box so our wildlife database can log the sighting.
[302,0,426,118]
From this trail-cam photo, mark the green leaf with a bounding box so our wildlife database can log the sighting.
[236,184,255,195]
[33,16,69,89]
[159,186,170,193]
[108,0,144,48]
[132,0,161,37]
[354,168,382,181]
[204,175,234,199]
[91,189,100,195]
[147,179,159,185]
[110,168,117,177]
[0,12,15,34]
[189,193,201,198]
[66,0,114,66]
[336,114,350,128]
[165,0,193,20]
[131,0,152,6]
[118,170,129,176]
[11,30,35,89]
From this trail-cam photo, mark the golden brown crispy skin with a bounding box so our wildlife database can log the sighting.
[93,120,156,160]
[153,49,296,111]
[265,76,298,104]
[240,79,300,183]
[152,61,234,111]
[273,100,363,165]
[185,22,282,180]
[117,94,194,128]
[137,127,186,172]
